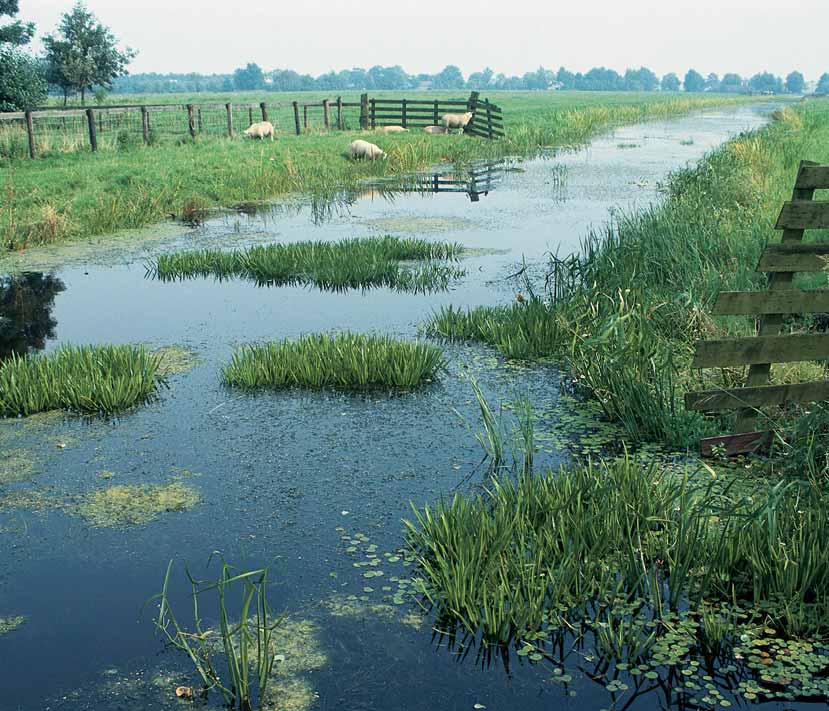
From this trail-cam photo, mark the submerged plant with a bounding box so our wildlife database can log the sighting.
[152,559,282,710]
[222,332,444,391]
[0,344,164,417]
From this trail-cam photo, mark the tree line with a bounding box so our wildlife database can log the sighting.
[2,0,829,112]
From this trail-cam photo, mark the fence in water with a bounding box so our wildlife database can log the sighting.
[0,93,504,159]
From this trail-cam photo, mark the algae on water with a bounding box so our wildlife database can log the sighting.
[79,482,201,527]
[0,449,35,484]
[0,615,26,636]
[154,345,201,376]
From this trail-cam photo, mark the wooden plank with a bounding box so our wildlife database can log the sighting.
[712,289,829,315]
[24,110,35,158]
[699,431,770,457]
[686,380,829,411]
[775,201,829,230]
[757,243,829,272]
[693,333,829,368]
[796,165,829,190]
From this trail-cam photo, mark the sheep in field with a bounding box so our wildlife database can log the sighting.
[441,111,473,133]
[423,125,447,134]
[379,125,408,133]
[347,139,386,160]
[243,121,275,140]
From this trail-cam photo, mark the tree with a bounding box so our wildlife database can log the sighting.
[0,273,65,359]
[556,67,576,90]
[705,73,720,91]
[683,69,705,92]
[42,2,135,105]
[661,73,680,91]
[785,70,805,94]
[522,66,555,90]
[623,67,659,91]
[748,71,783,94]
[432,65,464,90]
[816,73,829,95]
[233,62,264,90]
[467,67,494,89]
[719,73,744,93]
[0,0,45,110]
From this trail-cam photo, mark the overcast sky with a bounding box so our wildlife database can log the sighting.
[22,0,829,80]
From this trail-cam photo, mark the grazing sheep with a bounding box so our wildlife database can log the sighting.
[243,121,275,140]
[379,125,408,133]
[347,139,386,161]
[441,111,473,133]
[423,125,446,135]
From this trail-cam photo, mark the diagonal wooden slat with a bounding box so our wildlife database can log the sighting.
[797,165,829,190]
[712,289,829,315]
[692,333,829,368]
[775,200,829,230]
[685,380,829,411]
[757,243,829,272]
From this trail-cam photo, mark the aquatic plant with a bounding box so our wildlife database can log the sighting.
[0,615,25,636]
[153,559,282,710]
[79,482,201,527]
[149,235,465,293]
[0,344,163,417]
[222,333,444,391]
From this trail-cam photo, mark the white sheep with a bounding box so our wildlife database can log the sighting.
[441,111,473,133]
[379,125,408,133]
[347,139,386,161]
[243,121,275,140]
[423,125,447,135]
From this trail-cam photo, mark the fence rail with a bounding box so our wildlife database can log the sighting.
[0,92,506,158]
[685,160,829,456]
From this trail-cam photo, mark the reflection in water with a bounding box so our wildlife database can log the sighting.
[0,272,65,359]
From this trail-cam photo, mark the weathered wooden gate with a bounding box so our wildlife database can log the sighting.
[686,161,829,455]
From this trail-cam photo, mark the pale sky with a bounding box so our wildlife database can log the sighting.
[22,0,829,80]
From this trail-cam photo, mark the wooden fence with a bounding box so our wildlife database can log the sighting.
[685,160,829,455]
[368,161,504,202]
[362,91,504,139]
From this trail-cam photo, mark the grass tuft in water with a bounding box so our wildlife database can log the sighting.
[0,344,164,417]
[149,235,465,293]
[222,333,444,391]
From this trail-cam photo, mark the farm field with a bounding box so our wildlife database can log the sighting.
[0,91,761,250]
[6,90,829,710]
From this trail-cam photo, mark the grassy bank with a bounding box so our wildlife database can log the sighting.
[0,92,757,250]
[150,235,465,292]
[0,344,163,416]
[428,102,829,452]
[222,333,444,390]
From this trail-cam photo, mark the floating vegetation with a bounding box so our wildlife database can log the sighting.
[0,448,34,484]
[362,216,478,234]
[222,333,444,391]
[154,345,201,376]
[149,235,466,293]
[0,344,164,417]
[0,615,25,636]
[79,482,200,527]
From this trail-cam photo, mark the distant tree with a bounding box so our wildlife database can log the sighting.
[683,69,705,92]
[556,67,576,90]
[661,73,680,91]
[42,2,135,105]
[748,71,783,94]
[522,66,555,90]
[578,67,623,91]
[233,62,264,90]
[0,0,33,45]
[785,70,805,94]
[705,73,720,91]
[0,0,46,110]
[816,73,829,95]
[623,67,659,91]
[431,64,464,90]
[719,73,744,93]
[467,67,494,89]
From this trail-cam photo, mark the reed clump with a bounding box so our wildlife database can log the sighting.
[222,333,444,391]
[0,344,164,416]
[149,235,465,293]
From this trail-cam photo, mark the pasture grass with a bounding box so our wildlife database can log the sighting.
[222,333,444,391]
[150,235,465,292]
[0,92,759,250]
[427,100,829,450]
[0,344,163,417]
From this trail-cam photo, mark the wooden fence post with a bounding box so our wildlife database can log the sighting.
[248,106,253,127]
[359,93,368,129]
[323,99,330,130]
[465,91,480,136]
[141,106,150,144]
[292,101,301,135]
[260,102,268,122]
[433,100,439,125]
[369,99,376,129]
[336,96,343,130]
[86,108,97,152]
[225,103,233,137]
[485,100,493,140]
[24,110,35,159]
[303,104,308,130]
[401,98,407,128]
[197,108,203,133]
[187,104,196,138]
